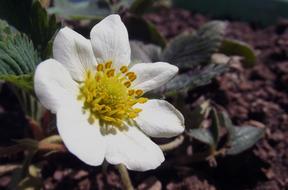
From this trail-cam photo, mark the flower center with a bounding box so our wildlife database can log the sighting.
[77,61,147,132]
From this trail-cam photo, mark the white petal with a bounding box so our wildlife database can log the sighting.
[105,127,164,171]
[90,14,130,70]
[57,100,106,166]
[135,99,185,138]
[53,27,96,81]
[34,59,78,113]
[130,62,178,92]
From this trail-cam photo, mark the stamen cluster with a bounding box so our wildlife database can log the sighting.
[78,61,147,133]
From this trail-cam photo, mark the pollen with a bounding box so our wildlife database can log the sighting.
[78,61,147,130]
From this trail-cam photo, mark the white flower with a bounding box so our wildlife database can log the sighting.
[34,14,185,171]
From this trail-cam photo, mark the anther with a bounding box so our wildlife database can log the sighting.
[105,61,112,69]
[126,72,137,81]
[126,72,134,77]
[77,94,83,100]
[120,66,128,73]
[88,115,95,124]
[124,81,131,88]
[106,69,115,77]
[128,89,134,96]
[97,64,104,71]
[135,89,143,96]
[129,74,136,81]
[138,97,148,104]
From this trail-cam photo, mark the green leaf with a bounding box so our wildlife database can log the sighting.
[219,111,265,155]
[48,0,110,20]
[0,21,40,92]
[0,0,61,58]
[187,101,210,129]
[226,126,265,155]
[219,111,236,140]
[30,1,61,58]
[125,16,166,48]
[157,63,228,95]
[0,33,40,75]
[162,21,227,69]
[187,128,215,145]
[0,20,43,119]
[210,108,220,145]
[220,39,257,68]
[130,40,162,63]
[0,20,14,40]
[0,74,34,93]
[187,107,221,146]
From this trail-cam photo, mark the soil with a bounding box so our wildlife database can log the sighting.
[0,7,288,190]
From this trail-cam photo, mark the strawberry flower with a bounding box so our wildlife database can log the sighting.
[34,14,185,171]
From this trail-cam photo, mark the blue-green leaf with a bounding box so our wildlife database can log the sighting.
[157,63,228,95]
[226,126,265,155]
[220,39,257,68]
[187,128,215,145]
[0,20,40,93]
[130,40,162,63]
[162,21,227,69]
[210,108,220,145]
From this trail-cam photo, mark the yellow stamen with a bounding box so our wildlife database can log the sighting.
[138,98,148,104]
[97,64,104,71]
[105,61,112,69]
[88,115,95,124]
[106,69,115,77]
[126,72,134,77]
[126,72,137,81]
[78,61,148,131]
[134,108,142,113]
[128,112,138,119]
[128,89,134,96]
[135,89,143,96]
[95,75,101,81]
[120,66,128,73]
[124,81,131,88]
[129,74,136,81]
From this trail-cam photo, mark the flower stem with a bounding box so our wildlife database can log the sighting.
[116,164,134,190]
[159,135,184,152]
